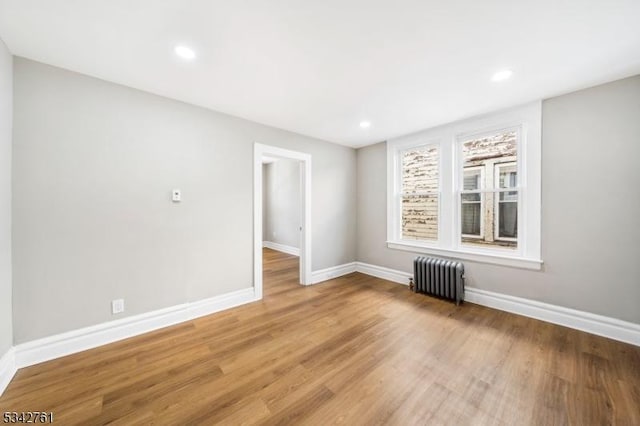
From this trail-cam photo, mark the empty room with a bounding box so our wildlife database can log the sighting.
[0,1,639,424]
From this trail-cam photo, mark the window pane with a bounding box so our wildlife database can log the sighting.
[462,193,480,202]
[498,200,518,239]
[460,131,517,248]
[463,169,481,190]
[498,163,517,189]
[461,192,482,236]
[500,190,518,202]
[460,191,517,249]
[402,194,438,241]
[462,203,481,236]
[462,131,517,173]
[402,146,439,193]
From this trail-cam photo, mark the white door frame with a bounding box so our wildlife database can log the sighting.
[254,143,312,299]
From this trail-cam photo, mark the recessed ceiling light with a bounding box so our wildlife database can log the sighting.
[491,69,513,82]
[360,121,371,128]
[175,45,196,60]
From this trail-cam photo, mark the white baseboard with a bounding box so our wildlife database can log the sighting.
[187,288,256,319]
[310,261,413,286]
[464,287,640,347]
[263,241,300,256]
[354,262,640,347]
[355,262,412,285]
[0,347,16,397]
[13,287,258,371]
[311,262,357,284]
[3,262,638,398]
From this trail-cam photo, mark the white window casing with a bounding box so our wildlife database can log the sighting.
[387,102,542,270]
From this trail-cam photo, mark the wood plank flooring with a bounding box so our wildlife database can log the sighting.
[1,248,639,424]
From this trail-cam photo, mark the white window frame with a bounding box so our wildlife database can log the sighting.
[387,102,542,270]
[494,162,518,242]
[461,166,484,239]
[455,125,522,255]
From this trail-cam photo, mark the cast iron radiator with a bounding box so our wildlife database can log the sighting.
[412,256,465,305]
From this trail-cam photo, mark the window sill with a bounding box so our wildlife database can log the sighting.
[387,241,543,270]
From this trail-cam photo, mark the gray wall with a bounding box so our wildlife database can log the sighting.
[263,159,301,249]
[0,39,12,355]
[357,75,640,324]
[13,58,356,343]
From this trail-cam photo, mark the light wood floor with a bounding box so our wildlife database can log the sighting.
[1,248,639,425]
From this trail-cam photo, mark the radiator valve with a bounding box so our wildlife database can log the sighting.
[409,277,415,292]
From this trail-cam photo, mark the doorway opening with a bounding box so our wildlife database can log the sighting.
[253,143,311,300]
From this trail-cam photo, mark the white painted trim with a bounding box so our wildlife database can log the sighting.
[464,287,640,347]
[387,101,542,266]
[311,262,356,284]
[386,241,542,270]
[0,347,16,397]
[3,268,637,397]
[355,262,412,285]
[254,143,312,297]
[353,262,640,347]
[13,288,257,369]
[263,241,300,257]
[186,288,257,321]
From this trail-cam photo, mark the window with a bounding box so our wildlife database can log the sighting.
[461,167,483,238]
[460,130,518,248]
[387,102,542,270]
[400,146,439,241]
[496,163,518,241]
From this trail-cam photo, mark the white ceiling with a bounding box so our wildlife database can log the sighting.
[1,1,639,148]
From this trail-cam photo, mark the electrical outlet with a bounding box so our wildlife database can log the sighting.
[111,299,125,314]
[172,189,181,202]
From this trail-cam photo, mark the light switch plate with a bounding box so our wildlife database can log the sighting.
[172,189,181,202]
[111,299,125,314]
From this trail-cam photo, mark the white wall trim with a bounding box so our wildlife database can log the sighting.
[0,347,16,397]
[355,262,412,285]
[311,262,356,284]
[186,288,256,321]
[4,265,638,396]
[464,287,640,347]
[263,241,300,257]
[386,242,542,270]
[12,287,257,371]
[354,262,640,347]
[254,143,312,297]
